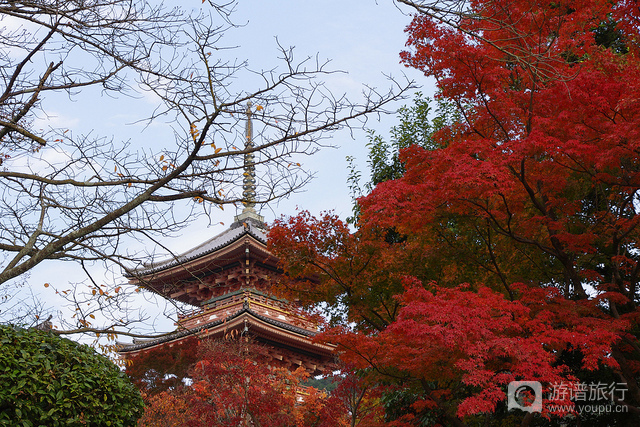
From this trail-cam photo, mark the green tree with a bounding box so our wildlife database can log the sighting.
[347,93,460,199]
[0,325,143,426]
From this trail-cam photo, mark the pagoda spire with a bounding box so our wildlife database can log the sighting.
[243,101,256,211]
[233,101,264,227]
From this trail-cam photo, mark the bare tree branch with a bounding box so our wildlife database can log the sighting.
[0,0,413,339]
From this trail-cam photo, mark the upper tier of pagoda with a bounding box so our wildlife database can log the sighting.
[126,215,273,307]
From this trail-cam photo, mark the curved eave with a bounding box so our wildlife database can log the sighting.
[127,233,274,288]
[126,224,268,279]
[118,305,335,356]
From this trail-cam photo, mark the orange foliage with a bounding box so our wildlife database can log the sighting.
[137,338,346,426]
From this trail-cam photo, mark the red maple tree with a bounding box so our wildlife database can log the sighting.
[327,281,625,420]
[269,0,640,424]
[135,338,345,427]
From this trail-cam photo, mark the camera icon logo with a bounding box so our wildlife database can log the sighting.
[507,381,543,413]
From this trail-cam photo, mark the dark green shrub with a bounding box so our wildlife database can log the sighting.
[0,325,143,426]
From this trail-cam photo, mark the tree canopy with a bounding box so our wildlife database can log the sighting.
[133,337,352,427]
[269,0,640,424]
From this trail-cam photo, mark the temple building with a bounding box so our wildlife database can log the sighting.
[118,104,335,376]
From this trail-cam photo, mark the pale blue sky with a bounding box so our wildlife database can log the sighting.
[192,0,430,229]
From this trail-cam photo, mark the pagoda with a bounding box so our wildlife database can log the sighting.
[118,104,334,376]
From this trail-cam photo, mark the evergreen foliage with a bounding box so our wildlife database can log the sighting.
[0,325,143,426]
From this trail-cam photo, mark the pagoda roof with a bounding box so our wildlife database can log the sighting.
[126,218,267,278]
[118,300,334,358]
